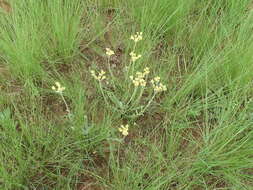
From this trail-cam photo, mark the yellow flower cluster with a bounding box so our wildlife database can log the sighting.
[130,32,143,43]
[90,70,106,81]
[52,82,65,94]
[106,48,115,57]
[143,67,150,75]
[118,124,129,136]
[151,76,167,93]
[130,67,150,87]
[130,52,142,62]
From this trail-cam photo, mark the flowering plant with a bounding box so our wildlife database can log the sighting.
[90,32,167,120]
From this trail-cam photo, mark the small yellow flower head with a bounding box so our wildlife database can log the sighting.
[106,48,115,57]
[52,82,65,94]
[130,52,142,62]
[130,68,150,87]
[136,71,143,77]
[154,76,160,82]
[118,124,129,136]
[151,76,167,93]
[90,70,96,77]
[130,32,143,43]
[90,69,106,81]
[133,78,146,87]
[143,67,150,75]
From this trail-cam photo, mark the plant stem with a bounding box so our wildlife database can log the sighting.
[137,92,157,116]
[127,42,137,77]
[60,93,71,119]
[99,82,109,106]
[132,87,144,107]
[107,58,115,81]
[127,86,138,105]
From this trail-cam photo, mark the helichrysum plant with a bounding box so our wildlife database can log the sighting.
[52,82,71,118]
[90,32,167,119]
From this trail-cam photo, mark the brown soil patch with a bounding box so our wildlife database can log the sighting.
[42,94,70,119]
[76,174,103,190]
[0,0,11,13]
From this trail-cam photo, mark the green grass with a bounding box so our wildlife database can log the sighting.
[0,0,253,189]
